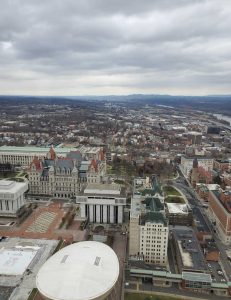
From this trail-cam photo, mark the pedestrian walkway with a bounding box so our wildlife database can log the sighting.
[26,211,57,233]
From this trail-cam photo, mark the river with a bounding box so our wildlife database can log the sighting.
[213,114,231,125]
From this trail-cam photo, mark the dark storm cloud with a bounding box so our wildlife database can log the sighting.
[0,0,231,95]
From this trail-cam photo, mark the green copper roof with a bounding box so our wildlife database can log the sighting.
[143,197,164,212]
[151,175,163,196]
[142,212,167,226]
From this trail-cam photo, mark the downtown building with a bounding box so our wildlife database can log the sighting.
[180,155,213,177]
[0,179,28,217]
[129,176,169,265]
[208,188,231,245]
[28,146,106,199]
[76,183,126,224]
[0,145,104,167]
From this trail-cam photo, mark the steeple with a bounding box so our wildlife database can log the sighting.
[47,145,57,160]
[72,160,78,176]
[193,157,198,168]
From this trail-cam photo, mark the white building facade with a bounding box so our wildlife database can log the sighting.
[0,145,104,167]
[139,218,168,265]
[0,179,28,216]
[76,183,126,224]
[129,176,169,266]
[0,146,74,166]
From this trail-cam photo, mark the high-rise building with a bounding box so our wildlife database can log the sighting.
[129,176,169,265]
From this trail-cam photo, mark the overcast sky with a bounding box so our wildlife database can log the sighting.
[0,0,231,96]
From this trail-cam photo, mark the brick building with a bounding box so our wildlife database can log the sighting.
[208,189,231,244]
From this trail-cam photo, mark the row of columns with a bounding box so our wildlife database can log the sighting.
[0,195,25,213]
[81,203,123,224]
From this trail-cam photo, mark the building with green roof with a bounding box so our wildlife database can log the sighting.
[129,177,169,266]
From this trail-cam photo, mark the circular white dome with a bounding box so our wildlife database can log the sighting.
[36,241,119,300]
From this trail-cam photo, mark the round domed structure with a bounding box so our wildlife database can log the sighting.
[36,241,119,300]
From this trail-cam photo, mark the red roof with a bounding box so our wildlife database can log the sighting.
[99,150,105,161]
[197,166,213,179]
[30,157,42,171]
[90,159,98,172]
[49,146,56,160]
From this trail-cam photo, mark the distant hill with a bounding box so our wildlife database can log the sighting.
[0,94,230,115]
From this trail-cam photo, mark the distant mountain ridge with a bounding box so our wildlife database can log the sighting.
[0,94,230,115]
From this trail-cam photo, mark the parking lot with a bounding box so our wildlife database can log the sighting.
[206,261,227,283]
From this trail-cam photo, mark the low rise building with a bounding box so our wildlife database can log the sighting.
[181,155,213,177]
[0,145,104,167]
[76,183,126,224]
[0,179,28,217]
[171,226,208,273]
[166,203,193,226]
[184,131,202,145]
[0,237,58,300]
[0,145,74,166]
[190,158,213,187]
[214,159,231,172]
[196,183,220,202]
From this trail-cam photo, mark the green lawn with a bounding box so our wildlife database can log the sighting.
[114,179,125,185]
[165,196,185,204]
[0,171,18,179]
[124,292,185,300]
[7,177,25,182]
[163,186,181,197]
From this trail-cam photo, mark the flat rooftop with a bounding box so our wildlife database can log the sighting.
[172,226,207,272]
[0,248,39,275]
[81,183,126,197]
[182,271,212,283]
[166,203,190,215]
[0,179,28,194]
[0,145,76,154]
[0,237,58,300]
[78,146,101,153]
[130,194,145,218]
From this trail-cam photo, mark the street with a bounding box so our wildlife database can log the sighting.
[171,167,231,279]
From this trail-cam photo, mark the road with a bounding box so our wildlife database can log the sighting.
[170,167,231,279]
[136,282,227,300]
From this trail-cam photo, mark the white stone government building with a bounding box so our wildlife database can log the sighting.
[0,179,28,217]
[76,183,126,224]
[0,145,104,166]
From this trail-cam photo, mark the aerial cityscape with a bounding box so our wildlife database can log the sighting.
[1,1,231,300]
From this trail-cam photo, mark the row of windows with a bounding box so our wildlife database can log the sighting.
[146,259,164,264]
[141,248,163,255]
[142,236,167,241]
[142,242,165,248]
[145,255,162,259]
[142,235,167,239]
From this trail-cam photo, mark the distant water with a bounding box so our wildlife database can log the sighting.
[156,104,174,109]
[213,114,231,125]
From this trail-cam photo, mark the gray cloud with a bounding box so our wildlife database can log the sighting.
[0,0,231,95]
